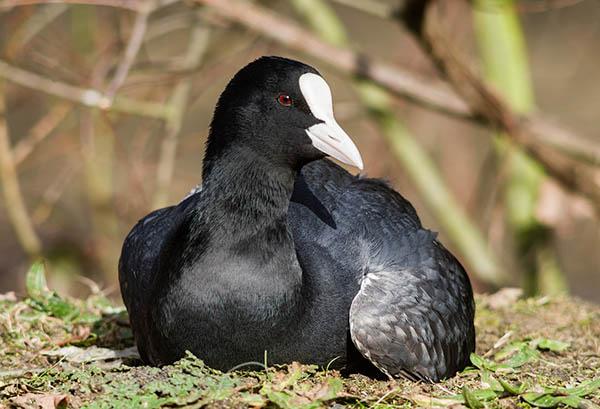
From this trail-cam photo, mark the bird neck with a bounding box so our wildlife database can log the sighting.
[200,146,298,240]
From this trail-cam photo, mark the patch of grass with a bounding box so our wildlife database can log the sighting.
[1,264,599,408]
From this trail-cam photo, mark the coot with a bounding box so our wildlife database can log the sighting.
[119,56,475,382]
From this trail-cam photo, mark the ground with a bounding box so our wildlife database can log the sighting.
[0,264,599,408]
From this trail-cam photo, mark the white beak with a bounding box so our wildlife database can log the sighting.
[299,73,364,170]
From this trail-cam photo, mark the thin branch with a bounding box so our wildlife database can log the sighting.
[192,0,600,170]
[104,1,154,102]
[526,117,600,165]
[32,160,80,224]
[79,108,121,278]
[153,22,211,208]
[5,3,69,59]
[13,102,71,166]
[0,84,42,256]
[0,0,144,11]
[145,9,192,42]
[0,59,172,119]
[0,0,180,11]
[329,0,397,18]
[515,0,585,13]
[330,0,589,19]
[122,31,262,90]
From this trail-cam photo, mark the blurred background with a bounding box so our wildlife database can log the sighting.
[0,0,598,302]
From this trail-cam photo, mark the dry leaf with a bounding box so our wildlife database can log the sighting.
[42,345,139,363]
[0,292,17,302]
[536,180,565,228]
[486,288,523,310]
[9,393,67,409]
[56,326,91,347]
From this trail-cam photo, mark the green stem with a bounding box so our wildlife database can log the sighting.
[292,0,508,286]
[473,0,567,295]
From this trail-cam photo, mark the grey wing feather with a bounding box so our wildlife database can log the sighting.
[349,233,475,382]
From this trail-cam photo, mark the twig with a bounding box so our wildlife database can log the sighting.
[4,4,69,59]
[145,10,193,42]
[0,60,103,105]
[32,160,80,224]
[515,0,585,13]
[122,30,261,90]
[0,83,42,256]
[13,102,71,166]
[526,118,600,165]
[0,0,144,11]
[0,367,46,379]
[331,0,589,22]
[104,1,154,103]
[80,107,122,277]
[329,0,397,18]
[0,0,180,11]
[153,21,211,208]
[0,59,172,119]
[192,0,600,170]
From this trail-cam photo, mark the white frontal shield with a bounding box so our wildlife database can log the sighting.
[299,73,364,170]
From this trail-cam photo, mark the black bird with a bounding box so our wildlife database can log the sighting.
[119,56,475,382]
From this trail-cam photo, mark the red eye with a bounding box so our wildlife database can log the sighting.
[278,94,293,107]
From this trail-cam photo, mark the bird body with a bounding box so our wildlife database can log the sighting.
[119,56,475,382]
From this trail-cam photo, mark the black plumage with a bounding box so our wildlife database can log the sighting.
[119,56,475,382]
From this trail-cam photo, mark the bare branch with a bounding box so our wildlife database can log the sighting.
[330,0,589,19]
[5,4,69,59]
[0,0,180,11]
[145,10,194,42]
[329,0,396,18]
[0,0,144,11]
[104,1,153,102]
[0,59,172,119]
[32,161,80,224]
[14,103,71,166]
[0,85,42,256]
[516,0,585,13]
[526,116,600,166]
